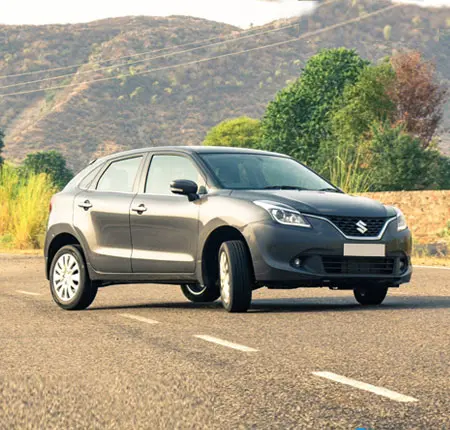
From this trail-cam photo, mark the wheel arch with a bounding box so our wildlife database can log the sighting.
[199,225,255,288]
[45,230,85,280]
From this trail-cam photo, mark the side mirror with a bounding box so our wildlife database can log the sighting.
[170,179,199,201]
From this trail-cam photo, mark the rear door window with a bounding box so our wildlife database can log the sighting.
[96,157,143,193]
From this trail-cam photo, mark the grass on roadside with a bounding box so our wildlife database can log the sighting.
[0,163,56,249]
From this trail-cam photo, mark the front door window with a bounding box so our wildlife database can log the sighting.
[145,155,204,195]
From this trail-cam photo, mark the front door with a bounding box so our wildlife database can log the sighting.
[74,155,144,274]
[130,154,205,274]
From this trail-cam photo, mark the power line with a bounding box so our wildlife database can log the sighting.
[0,31,225,80]
[0,3,401,99]
[0,0,335,81]
[0,18,322,91]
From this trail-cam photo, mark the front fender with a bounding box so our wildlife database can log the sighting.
[196,194,268,283]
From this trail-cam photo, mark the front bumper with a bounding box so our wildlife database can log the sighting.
[244,215,412,289]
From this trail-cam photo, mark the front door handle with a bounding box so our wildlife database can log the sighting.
[131,204,147,214]
[78,200,92,210]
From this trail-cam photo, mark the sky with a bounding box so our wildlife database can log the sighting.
[0,0,448,28]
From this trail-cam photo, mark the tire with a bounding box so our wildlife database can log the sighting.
[354,286,388,306]
[180,283,220,303]
[219,240,253,313]
[49,245,98,310]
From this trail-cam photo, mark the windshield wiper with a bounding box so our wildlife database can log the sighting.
[318,187,342,193]
[263,185,306,190]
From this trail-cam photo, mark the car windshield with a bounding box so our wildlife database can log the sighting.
[200,153,337,191]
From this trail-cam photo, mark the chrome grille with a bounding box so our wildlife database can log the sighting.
[326,216,388,237]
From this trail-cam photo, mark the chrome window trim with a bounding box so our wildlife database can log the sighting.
[305,214,397,241]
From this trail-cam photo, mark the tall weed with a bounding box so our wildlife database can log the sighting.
[0,164,56,249]
[323,145,372,194]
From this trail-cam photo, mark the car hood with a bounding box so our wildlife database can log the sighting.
[231,190,395,218]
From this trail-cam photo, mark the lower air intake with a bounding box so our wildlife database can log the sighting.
[322,257,395,275]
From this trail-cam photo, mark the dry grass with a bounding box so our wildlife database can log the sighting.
[0,164,56,249]
[0,248,42,256]
[411,256,450,267]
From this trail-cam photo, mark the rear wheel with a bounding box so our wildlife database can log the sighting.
[180,283,220,303]
[50,245,98,310]
[219,240,253,313]
[354,286,388,306]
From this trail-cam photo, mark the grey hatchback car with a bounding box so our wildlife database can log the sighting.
[45,146,412,312]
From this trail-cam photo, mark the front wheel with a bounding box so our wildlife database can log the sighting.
[180,283,220,303]
[50,245,98,310]
[219,240,253,313]
[354,286,388,306]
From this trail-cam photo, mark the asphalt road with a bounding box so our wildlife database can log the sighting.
[0,255,449,429]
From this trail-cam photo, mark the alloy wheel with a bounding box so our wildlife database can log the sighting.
[53,254,80,302]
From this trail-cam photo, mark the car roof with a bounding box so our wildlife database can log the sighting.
[93,146,289,164]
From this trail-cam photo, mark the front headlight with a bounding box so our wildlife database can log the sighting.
[395,207,408,231]
[254,200,311,228]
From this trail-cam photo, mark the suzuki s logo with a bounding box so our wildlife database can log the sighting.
[356,220,368,234]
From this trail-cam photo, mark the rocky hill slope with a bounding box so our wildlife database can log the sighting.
[1,0,449,171]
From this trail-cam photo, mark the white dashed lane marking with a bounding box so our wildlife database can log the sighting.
[313,371,418,403]
[16,290,42,296]
[119,313,159,324]
[194,335,258,352]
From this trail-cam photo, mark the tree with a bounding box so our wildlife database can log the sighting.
[22,151,73,189]
[317,61,397,168]
[390,51,448,147]
[367,123,450,191]
[203,117,262,148]
[261,48,368,167]
[330,62,396,146]
[0,129,4,166]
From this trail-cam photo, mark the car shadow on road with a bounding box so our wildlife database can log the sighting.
[88,296,450,313]
[248,296,450,313]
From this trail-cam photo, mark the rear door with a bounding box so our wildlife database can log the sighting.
[130,153,206,274]
[74,155,144,274]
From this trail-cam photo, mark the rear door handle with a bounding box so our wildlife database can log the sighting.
[78,200,92,210]
[131,204,147,214]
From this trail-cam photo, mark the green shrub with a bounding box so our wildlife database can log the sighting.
[367,123,450,191]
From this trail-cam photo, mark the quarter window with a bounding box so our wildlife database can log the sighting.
[79,165,103,190]
[145,155,204,195]
[96,157,142,193]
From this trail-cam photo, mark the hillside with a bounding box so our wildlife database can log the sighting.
[1,0,450,171]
